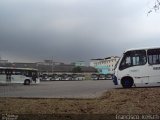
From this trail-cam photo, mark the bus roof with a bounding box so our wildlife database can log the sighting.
[124,46,160,53]
[0,67,38,71]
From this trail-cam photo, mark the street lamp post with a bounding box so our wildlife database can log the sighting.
[52,56,54,74]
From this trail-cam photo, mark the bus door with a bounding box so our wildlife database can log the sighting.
[5,69,12,83]
[147,49,160,83]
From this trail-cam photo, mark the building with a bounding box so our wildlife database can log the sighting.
[75,61,86,67]
[12,63,36,68]
[90,59,103,67]
[0,58,97,74]
[90,56,120,74]
[38,60,64,66]
[0,57,9,64]
[0,57,10,67]
[0,60,9,64]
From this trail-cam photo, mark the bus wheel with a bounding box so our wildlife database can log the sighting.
[121,77,133,88]
[24,79,30,85]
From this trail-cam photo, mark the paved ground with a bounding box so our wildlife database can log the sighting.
[0,80,116,98]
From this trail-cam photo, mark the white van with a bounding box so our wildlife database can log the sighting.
[113,47,160,88]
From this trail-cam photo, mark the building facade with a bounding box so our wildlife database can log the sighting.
[90,56,120,74]
[90,59,103,67]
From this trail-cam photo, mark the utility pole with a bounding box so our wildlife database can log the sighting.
[52,56,54,74]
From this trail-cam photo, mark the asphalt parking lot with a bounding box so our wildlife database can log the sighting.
[0,80,116,98]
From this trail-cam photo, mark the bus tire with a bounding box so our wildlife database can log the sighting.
[121,77,133,88]
[24,79,30,85]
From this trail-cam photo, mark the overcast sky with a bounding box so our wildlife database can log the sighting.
[0,0,160,63]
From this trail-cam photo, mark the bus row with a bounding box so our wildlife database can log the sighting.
[39,74,85,81]
[39,73,113,81]
[0,67,112,85]
[91,74,113,80]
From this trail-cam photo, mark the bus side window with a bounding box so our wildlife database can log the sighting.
[148,49,160,65]
[156,59,160,64]
[0,71,1,75]
[15,70,21,75]
[139,56,146,65]
[12,70,15,75]
[2,70,5,74]
[0,69,4,75]
[132,55,146,66]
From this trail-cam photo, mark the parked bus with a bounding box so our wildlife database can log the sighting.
[0,67,40,85]
[113,47,160,88]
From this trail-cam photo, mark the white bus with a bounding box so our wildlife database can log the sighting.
[113,47,160,88]
[0,67,40,85]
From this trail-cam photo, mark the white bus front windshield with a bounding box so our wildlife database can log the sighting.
[119,50,147,70]
[114,59,120,70]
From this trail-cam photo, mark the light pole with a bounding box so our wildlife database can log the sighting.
[52,56,54,74]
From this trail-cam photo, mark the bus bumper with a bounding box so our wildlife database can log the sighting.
[113,75,118,85]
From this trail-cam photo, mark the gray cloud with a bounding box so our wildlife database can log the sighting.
[0,0,160,63]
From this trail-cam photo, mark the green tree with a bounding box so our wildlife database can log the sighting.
[72,66,82,73]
